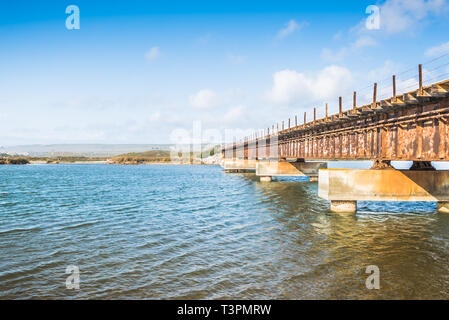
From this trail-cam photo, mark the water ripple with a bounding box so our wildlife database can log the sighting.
[1,164,449,299]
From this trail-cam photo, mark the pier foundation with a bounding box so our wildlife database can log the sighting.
[223,159,257,173]
[260,176,272,182]
[256,161,327,182]
[330,200,357,213]
[437,201,449,214]
[319,169,449,213]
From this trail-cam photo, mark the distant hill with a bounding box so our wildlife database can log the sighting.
[0,144,221,158]
[110,145,220,164]
[110,150,172,164]
[0,144,173,157]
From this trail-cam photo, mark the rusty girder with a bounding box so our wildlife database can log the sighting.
[222,78,449,162]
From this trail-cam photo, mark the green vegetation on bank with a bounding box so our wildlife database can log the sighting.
[0,155,107,165]
[0,145,221,165]
[29,156,107,163]
[110,150,173,164]
[110,146,220,164]
[0,157,30,165]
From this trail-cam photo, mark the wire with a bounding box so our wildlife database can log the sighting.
[422,51,449,66]
[424,61,449,74]
[423,72,449,85]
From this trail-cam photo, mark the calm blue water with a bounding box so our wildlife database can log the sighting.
[1,164,449,299]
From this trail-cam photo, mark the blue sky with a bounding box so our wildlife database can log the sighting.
[1,0,449,145]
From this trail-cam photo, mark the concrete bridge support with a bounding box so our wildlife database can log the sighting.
[318,168,449,214]
[437,201,449,214]
[260,176,272,182]
[256,160,327,182]
[330,200,357,213]
[223,159,257,173]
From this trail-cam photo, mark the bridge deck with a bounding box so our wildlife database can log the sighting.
[223,78,449,162]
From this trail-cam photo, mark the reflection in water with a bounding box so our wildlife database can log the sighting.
[252,177,449,299]
[0,165,448,299]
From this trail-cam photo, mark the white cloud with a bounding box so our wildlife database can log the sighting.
[425,41,449,57]
[357,0,449,35]
[145,46,160,61]
[224,105,245,122]
[321,36,377,62]
[277,20,307,39]
[366,60,400,81]
[320,48,349,63]
[323,1,448,64]
[353,36,377,49]
[265,65,353,105]
[189,89,218,109]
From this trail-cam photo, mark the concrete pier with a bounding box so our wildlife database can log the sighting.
[223,159,257,173]
[256,161,327,181]
[330,200,357,214]
[319,169,449,213]
[437,201,449,213]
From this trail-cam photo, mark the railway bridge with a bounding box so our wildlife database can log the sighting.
[221,64,449,213]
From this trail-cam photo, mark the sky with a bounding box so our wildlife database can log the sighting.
[1,0,449,146]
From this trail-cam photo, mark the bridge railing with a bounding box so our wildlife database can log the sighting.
[222,54,449,155]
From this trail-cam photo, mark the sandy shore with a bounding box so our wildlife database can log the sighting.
[28,160,221,166]
[29,160,109,164]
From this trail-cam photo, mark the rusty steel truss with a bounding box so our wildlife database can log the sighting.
[222,77,449,162]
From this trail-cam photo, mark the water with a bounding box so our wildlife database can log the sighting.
[1,164,449,299]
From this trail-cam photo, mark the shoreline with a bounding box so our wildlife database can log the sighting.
[25,161,221,166]
[29,160,109,165]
